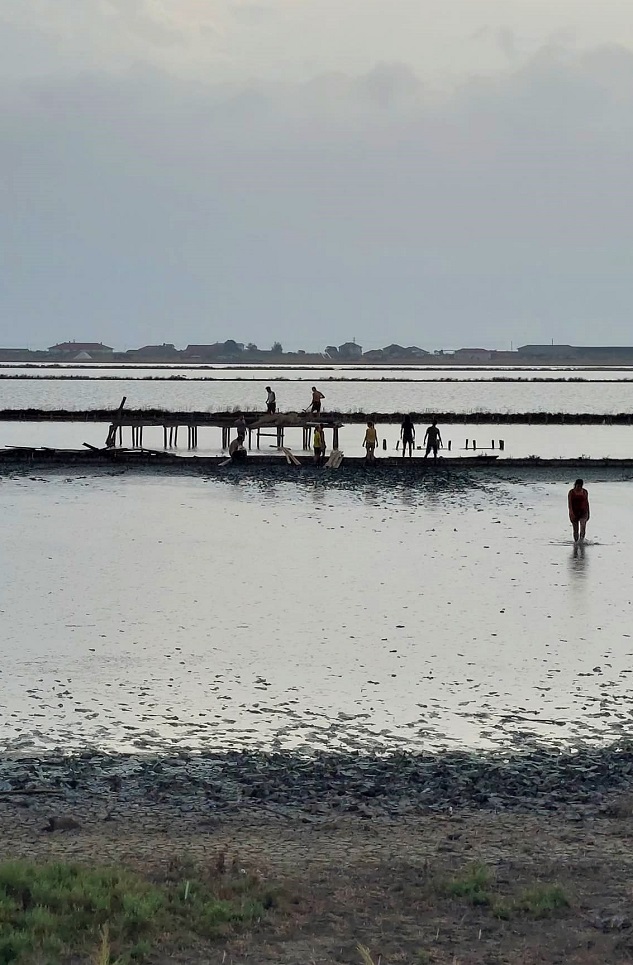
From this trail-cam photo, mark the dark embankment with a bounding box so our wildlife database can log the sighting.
[0,408,632,425]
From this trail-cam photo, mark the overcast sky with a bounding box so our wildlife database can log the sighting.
[2,1,633,351]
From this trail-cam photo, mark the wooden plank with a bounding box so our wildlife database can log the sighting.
[325,449,344,469]
[281,446,301,466]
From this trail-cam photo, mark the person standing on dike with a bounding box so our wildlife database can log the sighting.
[423,420,442,459]
[310,386,325,415]
[265,386,276,414]
[401,414,415,458]
[568,478,590,542]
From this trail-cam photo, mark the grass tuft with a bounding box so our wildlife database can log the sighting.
[493,883,569,920]
[0,860,274,964]
[440,864,493,906]
[514,884,569,917]
[357,944,378,965]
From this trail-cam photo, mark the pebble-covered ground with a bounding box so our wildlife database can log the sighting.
[2,743,633,819]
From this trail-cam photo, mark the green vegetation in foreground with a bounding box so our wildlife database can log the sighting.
[439,863,570,919]
[0,860,276,964]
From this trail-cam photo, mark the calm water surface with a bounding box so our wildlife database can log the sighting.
[1,472,632,754]
[3,365,633,413]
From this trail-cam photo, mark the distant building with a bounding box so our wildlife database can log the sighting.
[452,348,495,362]
[338,341,363,360]
[324,345,339,359]
[0,348,36,361]
[48,341,114,360]
[517,344,576,359]
[184,341,244,360]
[184,343,222,360]
[406,346,431,358]
[366,344,430,361]
[127,343,181,361]
[362,349,386,361]
[518,344,633,363]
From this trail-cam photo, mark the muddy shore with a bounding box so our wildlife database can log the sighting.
[4,747,633,963]
[3,745,633,820]
[3,448,633,473]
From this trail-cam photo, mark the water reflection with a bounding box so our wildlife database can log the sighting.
[569,540,588,578]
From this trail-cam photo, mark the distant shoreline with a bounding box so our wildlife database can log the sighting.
[3,360,633,370]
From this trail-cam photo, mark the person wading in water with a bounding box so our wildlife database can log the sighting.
[568,478,590,542]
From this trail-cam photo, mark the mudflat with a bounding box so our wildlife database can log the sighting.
[3,785,633,964]
[3,749,633,963]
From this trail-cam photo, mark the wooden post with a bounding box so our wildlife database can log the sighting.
[499,440,505,451]
[448,440,452,451]
[163,426,168,448]
[473,440,477,450]
[105,396,127,448]
[334,427,340,448]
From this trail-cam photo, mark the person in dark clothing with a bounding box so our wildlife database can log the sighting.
[424,420,442,458]
[310,387,325,414]
[568,478,590,542]
[265,386,276,414]
[401,414,415,458]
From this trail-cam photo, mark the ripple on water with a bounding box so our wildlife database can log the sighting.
[1,470,632,755]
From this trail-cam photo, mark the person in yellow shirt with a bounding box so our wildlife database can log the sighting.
[313,425,325,466]
[363,421,378,462]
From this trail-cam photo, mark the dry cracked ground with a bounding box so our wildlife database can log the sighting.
[3,792,633,964]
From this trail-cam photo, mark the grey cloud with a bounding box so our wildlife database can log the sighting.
[2,46,633,349]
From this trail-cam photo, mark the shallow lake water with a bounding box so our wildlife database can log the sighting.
[2,420,633,460]
[3,365,633,413]
[1,470,632,755]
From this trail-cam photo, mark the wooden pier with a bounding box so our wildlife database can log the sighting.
[0,402,630,457]
[116,413,343,451]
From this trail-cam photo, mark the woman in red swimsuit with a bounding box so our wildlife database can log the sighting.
[568,478,590,542]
